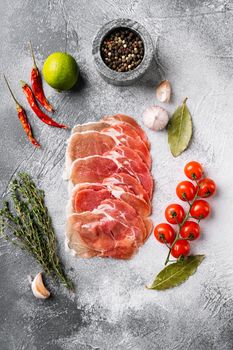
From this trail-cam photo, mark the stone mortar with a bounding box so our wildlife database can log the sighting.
[92,18,154,86]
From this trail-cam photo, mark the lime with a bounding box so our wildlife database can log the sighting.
[42,52,79,91]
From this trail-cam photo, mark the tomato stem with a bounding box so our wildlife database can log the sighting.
[174,216,181,229]
[164,183,201,266]
[161,236,171,249]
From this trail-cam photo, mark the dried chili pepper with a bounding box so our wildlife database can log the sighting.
[20,81,68,129]
[29,42,54,113]
[4,76,40,148]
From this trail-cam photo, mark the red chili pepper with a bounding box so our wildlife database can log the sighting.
[4,76,40,148]
[20,81,68,129]
[29,42,54,113]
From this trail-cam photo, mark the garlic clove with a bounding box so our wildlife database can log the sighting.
[156,80,172,103]
[143,105,169,131]
[31,272,50,299]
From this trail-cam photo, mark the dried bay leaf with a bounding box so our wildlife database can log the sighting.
[168,98,193,157]
[147,255,205,290]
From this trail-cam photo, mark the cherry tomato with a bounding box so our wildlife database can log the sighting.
[154,223,176,244]
[180,221,200,240]
[190,199,210,219]
[184,161,203,180]
[165,204,185,224]
[171,239,190,258]
[176,181,196,201]
[197,178,216,198]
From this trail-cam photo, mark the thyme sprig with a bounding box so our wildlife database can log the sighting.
[0,172,74,291]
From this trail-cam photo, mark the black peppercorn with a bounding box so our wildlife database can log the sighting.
[101,27,144,72]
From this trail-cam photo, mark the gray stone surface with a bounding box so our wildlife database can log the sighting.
[0,1,233,349]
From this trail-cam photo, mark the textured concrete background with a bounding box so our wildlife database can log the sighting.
[0,1,233,349]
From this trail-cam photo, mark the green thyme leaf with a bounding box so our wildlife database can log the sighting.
[148,255,205,290]
[168,98,193,157]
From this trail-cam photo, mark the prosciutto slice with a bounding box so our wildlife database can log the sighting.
[66,124,151,173]
[69,146,153,198]
[102,124,151,168]
[101,114,150,150]
[72,118,150,151]
[72,121,110,134]
[103,173,150,204]
[66,199,147,259]
[64,115,154,259]
[65,131,116,173]
[70,182,151,217]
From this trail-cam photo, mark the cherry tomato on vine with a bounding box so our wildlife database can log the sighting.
[180,221,200,240]
[176,181,196,201]
[154,223,176,244]
[184,161,203,180]
[190,199,210,219]
[165,204,185,224]
[171,239,190,258]
[197,178,216,198]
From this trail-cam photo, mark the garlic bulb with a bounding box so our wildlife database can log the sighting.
[31,272,50,299]
[143,106,169,131]
[156,80,172,103]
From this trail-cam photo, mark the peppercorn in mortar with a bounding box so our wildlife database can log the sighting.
[101,28,144,72]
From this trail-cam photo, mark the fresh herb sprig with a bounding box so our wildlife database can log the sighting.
[0,172,74,291]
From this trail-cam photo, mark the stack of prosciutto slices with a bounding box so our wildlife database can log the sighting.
[64,114,154,259]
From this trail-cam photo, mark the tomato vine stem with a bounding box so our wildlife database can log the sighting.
[164,181,201,266]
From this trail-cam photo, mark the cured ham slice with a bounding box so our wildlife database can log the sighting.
[72,121,110,134]
[72,119,149,150]
[102,124,151,168]
[66,125,151,171]
[66,199,147,259]
[67,212,137,259]
[65,131,116,172]
[106,146,153,197]
[64,115,154,260]
[98,199,147,242]
[70,155,118,183]
[71,183,151,217]
[103,173,150,204]
[69,146,153,198]
[143,217,153,241]
[102,114,150,150]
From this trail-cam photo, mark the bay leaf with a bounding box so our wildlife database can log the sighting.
[147,255,205,291]
[168,98,193,157]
